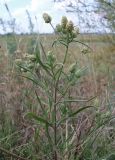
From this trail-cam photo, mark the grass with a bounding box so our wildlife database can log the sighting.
[0,31,115,160]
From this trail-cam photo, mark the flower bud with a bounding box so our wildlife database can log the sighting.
[43,13,52,23]
[15,59,22,65]
[66,21,74,32]
[26,54,36,62]
[75,69,82,78]
[47,51,56,65]
[21,68,27,72]
[71,30,77,38]
[14,50,21,54]
[81,48,89,54]
[61,16,68,29]
[74,26,79,34]
[69,63,77,73]
[62,28,67,34]
[28,62,34,69]
[56,24,62,32]
[93,98,99,107]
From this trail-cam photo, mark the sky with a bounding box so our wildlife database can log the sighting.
[0,0,107,33]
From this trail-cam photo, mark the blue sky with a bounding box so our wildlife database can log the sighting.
[0,0,107,33]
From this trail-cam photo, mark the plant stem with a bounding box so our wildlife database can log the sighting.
[54,82,58,160]
[53,45,69,160]
[56,45,69,85]
[50,22,56,33]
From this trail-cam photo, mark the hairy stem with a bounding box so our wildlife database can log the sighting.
[53,44,69,160]
[54,84,57,160]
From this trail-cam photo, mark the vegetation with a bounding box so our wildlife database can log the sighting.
[0,10,115,160]
[96,0,115,31]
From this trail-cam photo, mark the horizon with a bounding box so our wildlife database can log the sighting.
[0,0,111,34]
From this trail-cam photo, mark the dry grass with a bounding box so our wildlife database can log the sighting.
[0,33,115,130]
[0,33,115,159]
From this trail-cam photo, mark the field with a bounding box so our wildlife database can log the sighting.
[0,33,115,160]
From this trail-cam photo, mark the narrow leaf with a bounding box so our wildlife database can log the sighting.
[57,106,93,126]
[26,112,52,127]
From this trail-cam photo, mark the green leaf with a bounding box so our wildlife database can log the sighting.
[57,106,94,126]
[52,39,68,47]
[69,106,93,117]
[72,40,93,51]
[106,154,115,160]
[35,53,52,76]
[35,91,48,117]
[21,75,37,83]
[58,40,68,47]
[26,112,52,127]
[54,67,62,80]
[52,39,58,47]
[80,116,115,155]
[18,64,32,73]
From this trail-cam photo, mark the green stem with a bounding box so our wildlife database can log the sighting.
[56,45,69,84]
[54,84,57,160]
[50,22,56,33]
[53,44,69,160]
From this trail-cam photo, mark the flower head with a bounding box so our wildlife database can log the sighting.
[66,21,74,32]
[61,16,68,29]
[43,13,52,23]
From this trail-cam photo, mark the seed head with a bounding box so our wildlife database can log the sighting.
[43,13,52,23]
[61,16,68,28]
[66,21,74,32]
